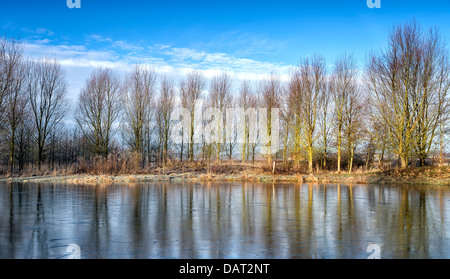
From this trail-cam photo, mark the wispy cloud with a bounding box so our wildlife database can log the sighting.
[162,47,207,61]
[191,30,289,59]
[23,41,117,62]
[21,27,55,37]
[112,40,144,52]
[85,34,113,43]
[86,34,145,52]
[156,45,291,81]
[21,33,293,101]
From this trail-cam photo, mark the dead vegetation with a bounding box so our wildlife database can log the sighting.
[1,155,449,186]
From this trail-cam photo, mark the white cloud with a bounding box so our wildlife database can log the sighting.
[85,34,113,43]
[23,41,117,62]
[112,40,144,51]
[22,37,294,103]
[21,27,55,37]
[159,46,291,82]
[58,58,129,70]
[152,44,292,82]
[163,47,206,61]
[153,44,171,50]
[87,34,144,52]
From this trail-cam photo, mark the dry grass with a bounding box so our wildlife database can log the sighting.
[73,152,144,175]
[1,155,449,186]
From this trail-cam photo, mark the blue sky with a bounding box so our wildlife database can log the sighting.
[2,0,450,100]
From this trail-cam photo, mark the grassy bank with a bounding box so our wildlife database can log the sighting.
[0,165,449,185]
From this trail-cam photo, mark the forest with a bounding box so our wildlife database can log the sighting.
[0,21,449,176]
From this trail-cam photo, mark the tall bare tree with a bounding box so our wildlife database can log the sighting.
[26,58,67,170]
[259,72,281,165]
[156,75,176,166]
[412,28,450,166]
[238,80,253,163]
[317,77,333,170]
[180,70,205,162]
[331,53,358,173]
[288,74,303,169]
[209,72,232,161]
[248,90,260,163]
[76,68,122,158]
[5,59,27,172]
[122,64,157,162]
[367,21,450,168]
[343,82,366,173]
[0,37,26,172]
[290,55,327,173]
[0,37,23,123]
[366,103,388,169]
[15,113,32,171]
[225,94,237,161]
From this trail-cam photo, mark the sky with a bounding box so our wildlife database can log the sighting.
[1,0,450,101]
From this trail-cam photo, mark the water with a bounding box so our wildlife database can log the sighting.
[0,181,449,259]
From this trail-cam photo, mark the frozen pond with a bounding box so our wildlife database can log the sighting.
[0,181,449,259]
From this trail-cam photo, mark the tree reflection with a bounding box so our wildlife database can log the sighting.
[0,182,449,259]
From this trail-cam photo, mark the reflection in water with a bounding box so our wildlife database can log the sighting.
[0,182,449,259]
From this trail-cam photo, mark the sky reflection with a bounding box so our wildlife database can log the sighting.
[0,182,449,259]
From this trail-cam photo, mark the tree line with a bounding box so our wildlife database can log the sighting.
[0,21,449,175]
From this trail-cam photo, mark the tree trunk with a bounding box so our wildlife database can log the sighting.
[348,148,354,174]
[337,145,341,173]
[216,143,221,162]
[9,123,16,173]
[337,129,342,173]
[419,156,425,167]
[308,147,313,174]
[179,126,184,163]
[400,155,408,169]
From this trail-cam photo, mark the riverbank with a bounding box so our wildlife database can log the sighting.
[0,166,449,185]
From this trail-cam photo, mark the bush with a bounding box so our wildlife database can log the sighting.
[73,152,144,175]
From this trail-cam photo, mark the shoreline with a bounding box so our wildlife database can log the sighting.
[0,166,449,185]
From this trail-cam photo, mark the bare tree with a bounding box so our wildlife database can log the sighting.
[122,64,157,163]
[76,68,122,158]
[318,77,333,170]
[278,83,291,166]
[225,94,237,161]
[0,37,23,123]
[5,59,27,172]
[412,27,450,166]
[366,21,450,168]
[343,82,366,173]
[288,73,303,169]
[26,58,68,170]
[180,70,205,162]
[366,103,388,169]
[0,37,26,172]
[208,72,232,161]
[248,92,260,163]
[259,72,281,166]
[290,55,327,173]
[156,75,176,166]
[15,113,32,171]
[437,106,449,165]
[238,81,252,163]
[331,53,358,173]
